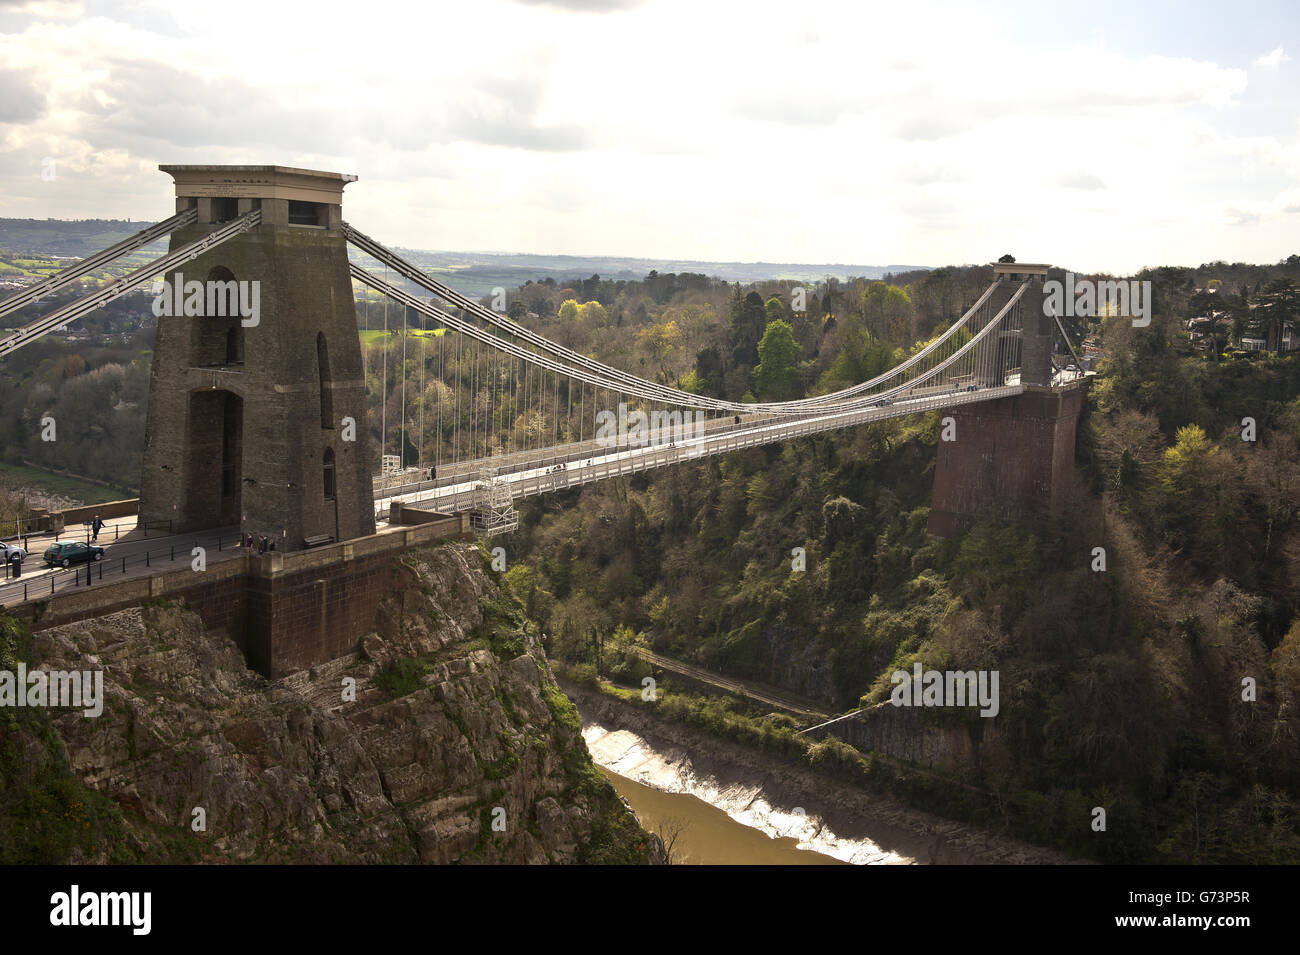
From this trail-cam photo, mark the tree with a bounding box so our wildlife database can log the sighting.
[635,319,684,381]
[764,296,785,326]
[397,427,418,467]
[579,300,608,327]
[860,282,914,344]
[822,496,868,549]
[729,291,767,368]
[557,299,580,324]
[1158,424,1217,500]
[655,817,688,865]
[754,319,801,401]
[1155,425,1245,562]
[693,346,725,397]
[825,323,892,389]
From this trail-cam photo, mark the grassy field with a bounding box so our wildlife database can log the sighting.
[0,257,46,277]
[358,328,448,343]
[0,247,166,285]
[0,461,126,506]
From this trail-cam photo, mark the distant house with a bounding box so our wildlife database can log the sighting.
[1241,337,1267,352]
[1187,311,1231,350]
[1242,300,1299,353]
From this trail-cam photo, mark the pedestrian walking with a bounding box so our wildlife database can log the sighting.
[91,515,104,542]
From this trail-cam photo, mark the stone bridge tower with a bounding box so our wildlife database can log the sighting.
[927,262,1088,537]
[990,261,1053,387]
[139,165,376,550]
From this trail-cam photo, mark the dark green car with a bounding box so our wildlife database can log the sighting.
[43,541,105,568]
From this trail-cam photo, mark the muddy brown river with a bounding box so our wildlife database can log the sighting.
[600,767,846,865]
[584,722,916,864]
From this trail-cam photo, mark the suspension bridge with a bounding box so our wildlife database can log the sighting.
[0,165,1088,676]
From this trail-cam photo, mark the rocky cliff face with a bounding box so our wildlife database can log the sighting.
[0,542,653,864]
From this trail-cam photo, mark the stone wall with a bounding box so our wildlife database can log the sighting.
[9,515,471,679]
[802,703,1003,776]
[243,547,404,677]
[927,381,1088,537]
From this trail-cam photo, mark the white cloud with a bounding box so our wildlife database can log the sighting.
[1058,172,1106,191]
[0,0,83,18]
[1273,188,1300,215]
[1252,47,1291,70]
[0,0,1294,273]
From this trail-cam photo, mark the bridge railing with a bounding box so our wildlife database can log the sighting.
[0,527,246,608]
[382,383,1027,519]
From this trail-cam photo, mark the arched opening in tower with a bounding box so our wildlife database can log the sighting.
[317,331,333,429]
[323,447,336,500]
[192,265,244,366]
[182,389,243,529]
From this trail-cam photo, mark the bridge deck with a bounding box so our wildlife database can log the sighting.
[379,382,1028,516]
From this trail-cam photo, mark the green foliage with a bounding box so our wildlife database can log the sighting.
[951,524,1041,605]
[504,305,1300,862]
[542,681,582,735]
[373,657,432,698]
[859,281,914,343]
[472,568,531,660]
[754,319,801,401]
[729,290,768,370]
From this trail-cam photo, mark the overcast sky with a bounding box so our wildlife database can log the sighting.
[0,0,1296,273]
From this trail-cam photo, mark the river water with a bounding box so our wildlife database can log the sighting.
[600,767,844,865]
[584,722,915,865]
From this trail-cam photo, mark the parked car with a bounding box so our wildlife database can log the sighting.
[1,541,24,564]
[43,541,104,568]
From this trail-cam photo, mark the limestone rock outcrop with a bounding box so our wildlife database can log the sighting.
[0,542,651,864]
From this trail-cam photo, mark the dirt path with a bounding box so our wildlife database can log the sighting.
[633,648,831,720]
